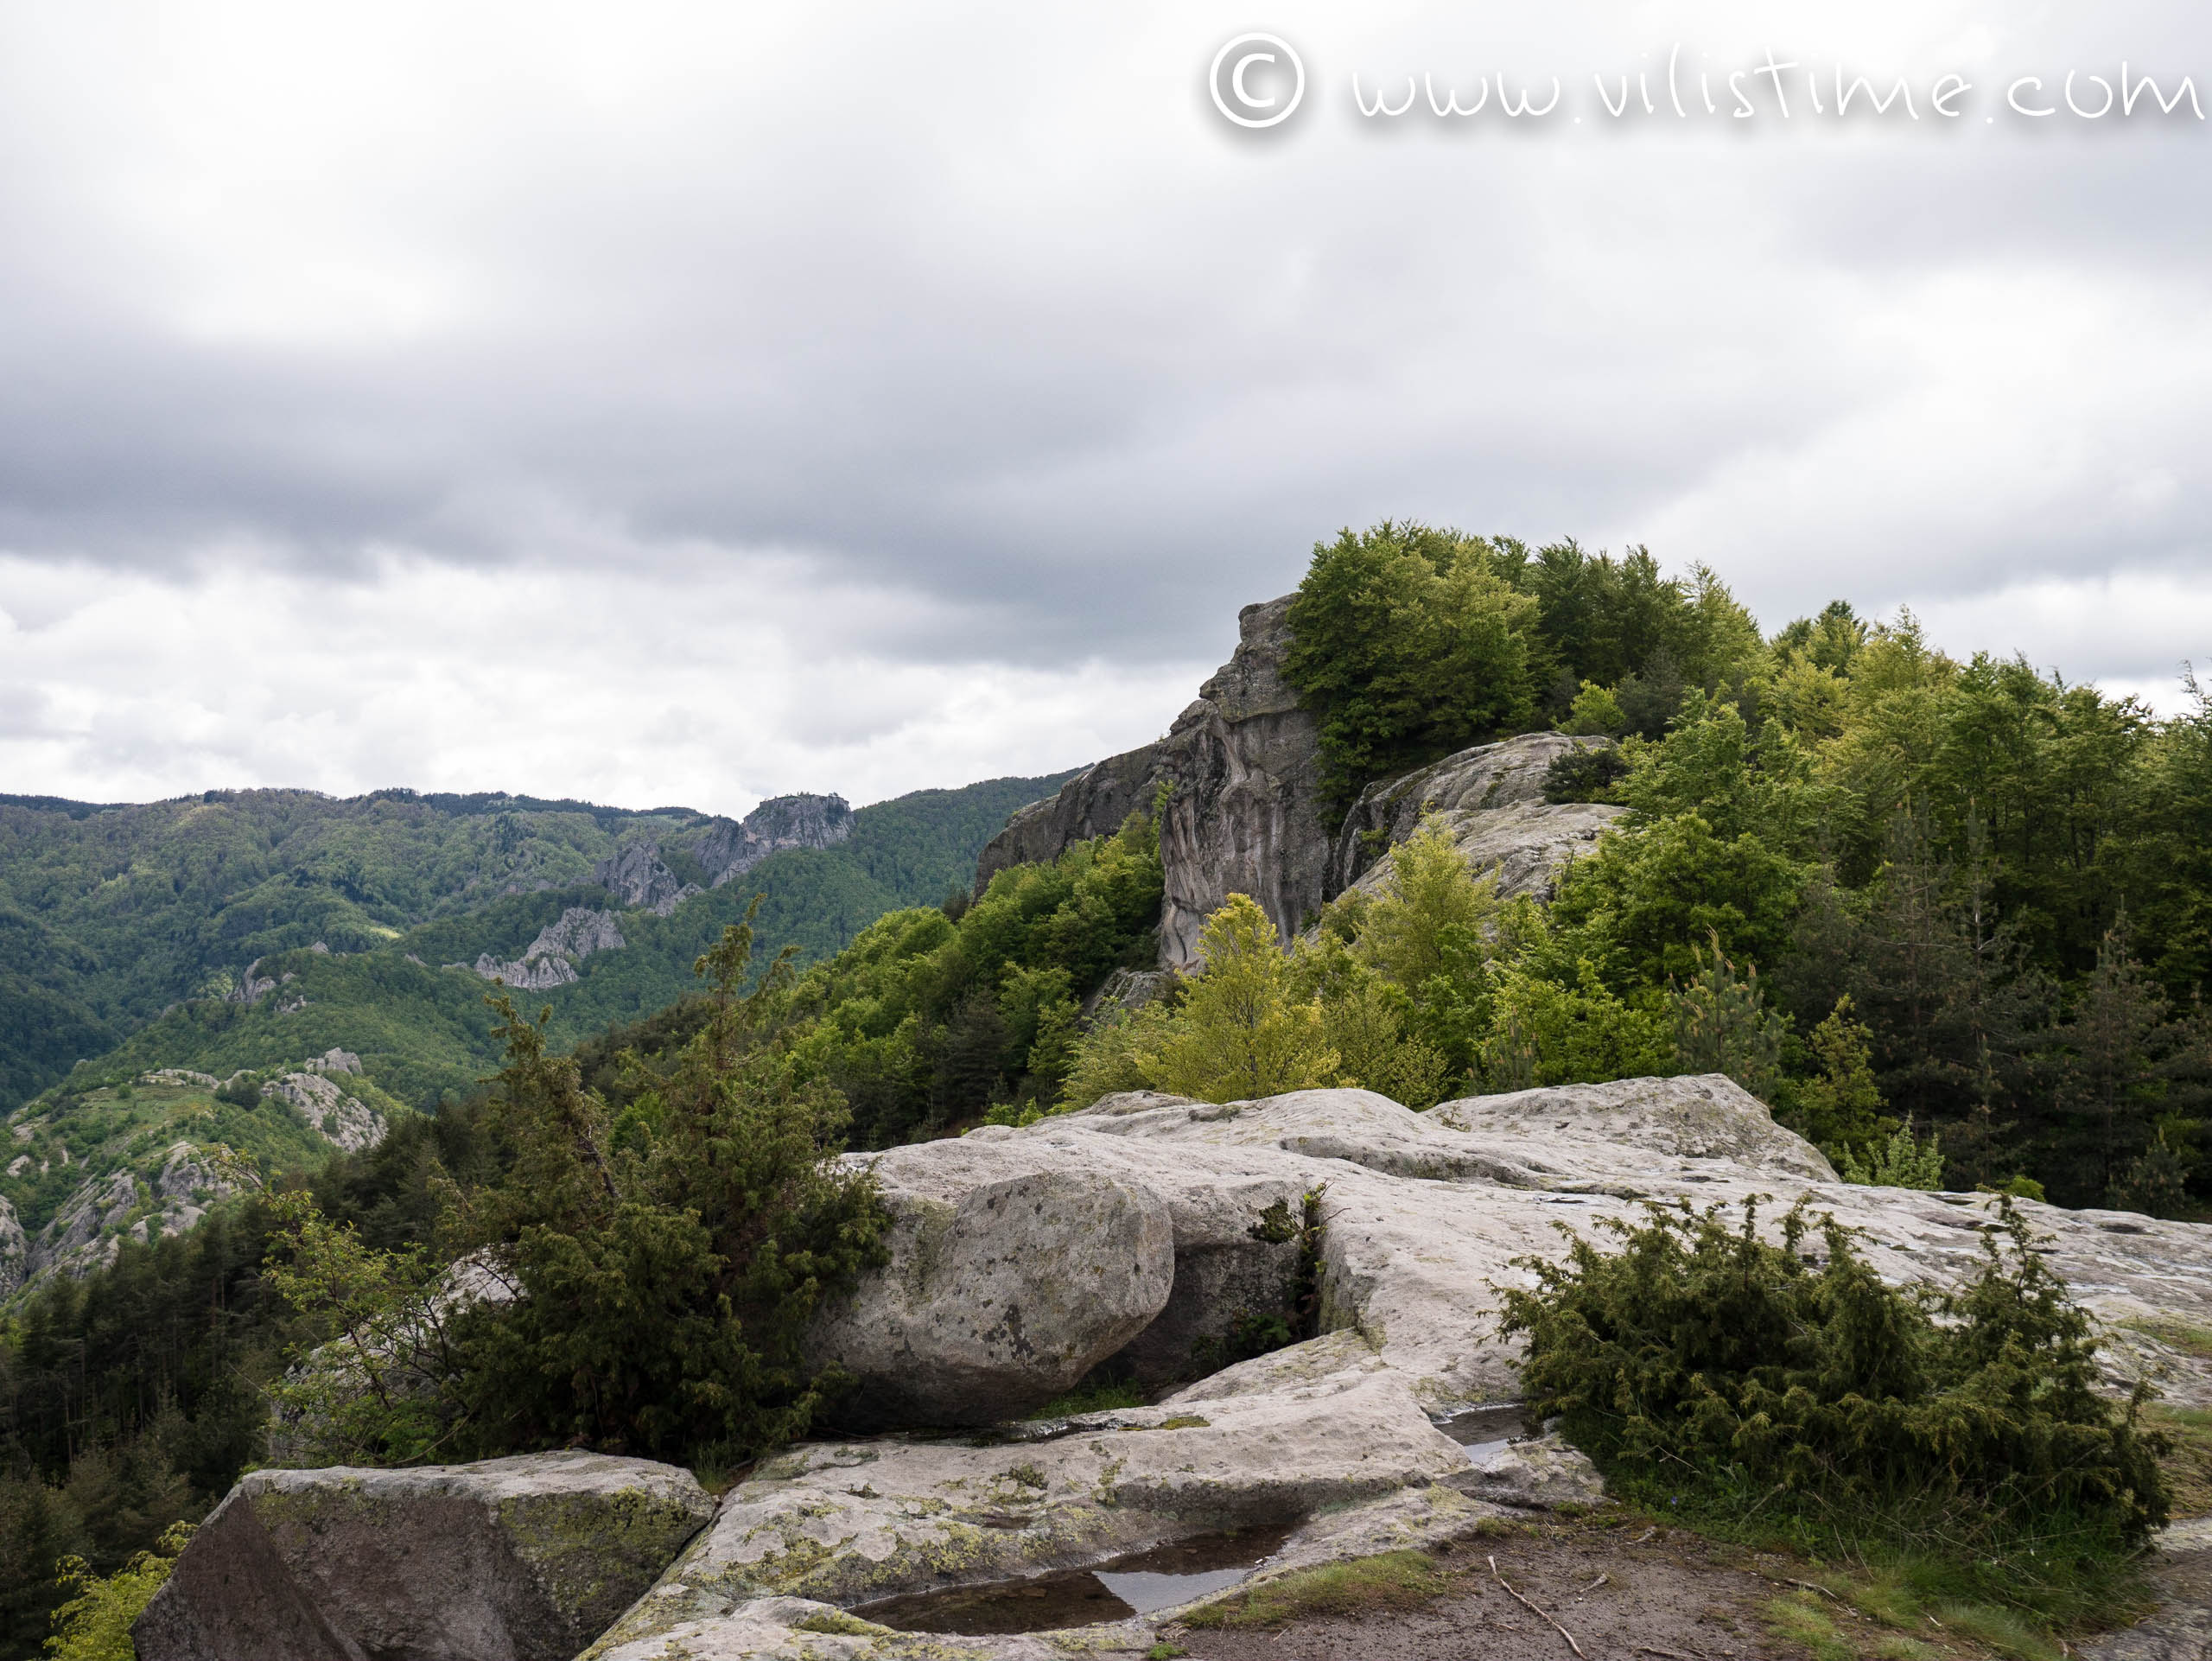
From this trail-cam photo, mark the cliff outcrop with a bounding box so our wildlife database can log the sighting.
[699,792,855,885]
[979,599,1623,971]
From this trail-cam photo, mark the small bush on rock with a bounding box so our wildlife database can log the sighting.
[1499,1195,2168,1622]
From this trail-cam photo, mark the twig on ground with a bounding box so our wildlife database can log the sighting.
[1490,1554,1586,1659]
[1580,1572,1609,1594]
[1764,1575,1842,1601]
[1626,1527,1657,1544]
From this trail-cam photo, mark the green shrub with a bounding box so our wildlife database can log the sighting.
[44,1522,193,1661]
[266,911,891,1473]
[1543,743,1630,802]
[1838,1116,1946,1190]
[1499,1195,2167,1620]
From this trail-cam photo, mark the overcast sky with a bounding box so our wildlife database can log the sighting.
[1,1,2206,816]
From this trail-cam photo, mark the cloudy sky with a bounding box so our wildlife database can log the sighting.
[1,1,2206,816]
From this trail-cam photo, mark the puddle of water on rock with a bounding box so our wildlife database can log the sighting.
[1435,1403,1526,1464]
[852,1524,1297,1634]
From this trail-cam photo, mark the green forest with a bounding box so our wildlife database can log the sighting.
[4,522,2212,1656]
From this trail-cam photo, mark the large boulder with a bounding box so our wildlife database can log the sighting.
[134,1451,715,1661]
[1325,731,1624,903]
[806,1140,1178,1424]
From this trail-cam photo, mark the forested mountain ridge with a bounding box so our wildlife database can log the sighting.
[0,773,1071,1117]
[0,772,1071,1301]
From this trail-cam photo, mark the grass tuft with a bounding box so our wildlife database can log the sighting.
[1180,1550,1450,1629]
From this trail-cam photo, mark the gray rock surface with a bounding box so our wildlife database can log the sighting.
[1325,732,1623,904]
[970,595,1326,966]
[971,602,1620,977]
[475,904,627,988]
[594,841,695,913]
[160,1077,2212,1660]
[699,793,855,886]
[806,1139,1178,1424]
[0,1196,23,1296]
[582,1372,1471,1658]
[134,1450,715,1661]
[1154,595,1330,969]
[263,1072,388,1152]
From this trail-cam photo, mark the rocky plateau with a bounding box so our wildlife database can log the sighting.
[142,1075,2212,1660]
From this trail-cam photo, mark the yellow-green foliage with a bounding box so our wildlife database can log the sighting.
[45,1522,193,1661]
[1838,1115,1945,1190]
[1147,898,1338,1103]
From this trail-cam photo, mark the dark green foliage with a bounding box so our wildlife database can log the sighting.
[781,811,1164,1145]
[1541,745,1629,804]
[1284,523,1543,814]
[1500,1197,2169,1619]
[0,1209,289,1658]
[441,915,890,1467]
[1282,525,1768,818]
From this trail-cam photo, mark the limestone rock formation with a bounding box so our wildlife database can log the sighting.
[593,842,698,915]
[302,1047,363,1076]
[132,1141,259,1246]
[977,746,1173,889]
[133,1451,716,1661]
[263,1071,388,1153]
[976,596,1329,969]
[698,792,855,886]
[0,1196,23,1296]
[1154,595,1331,969]
[17,1138,261,1288]
[1325,732,1624,903]
[141,1067,220,1087]
[474,905,627,988]
[975,603,1618,975]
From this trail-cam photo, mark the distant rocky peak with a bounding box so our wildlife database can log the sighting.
[591,842,697,915]
[697,792,853,887]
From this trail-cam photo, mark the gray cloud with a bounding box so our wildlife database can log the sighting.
[0,0,2209,805]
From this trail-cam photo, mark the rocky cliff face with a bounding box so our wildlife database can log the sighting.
[974,596,1329,971]
[592,843,700,916]
[474,905,628,989]
[977,600,1620,971]
[698,792,855,886]
[1154,595,1332,969]
[976,747,1171,889]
